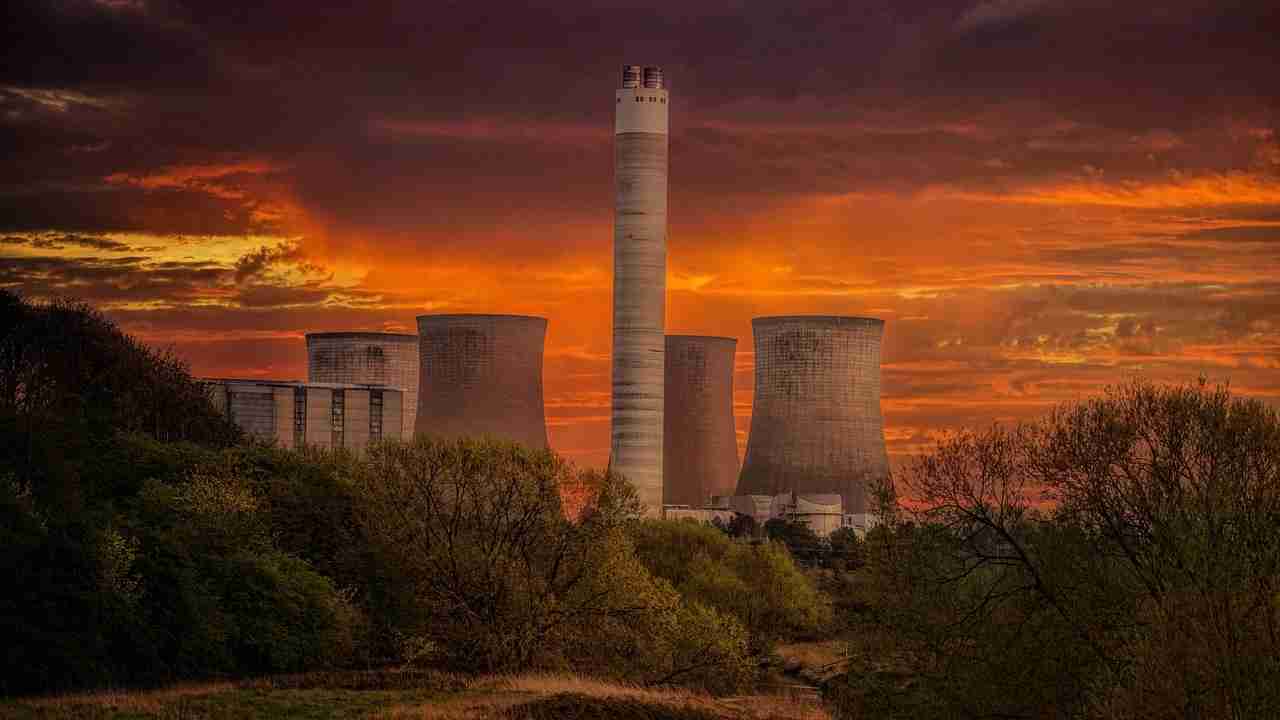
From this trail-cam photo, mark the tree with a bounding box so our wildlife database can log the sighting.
[855,379,1280,718]
[0,292,244,694]
[0,290,238,509]
[826,527,866,571]
[351,436,754,689]
[763,517,823,565]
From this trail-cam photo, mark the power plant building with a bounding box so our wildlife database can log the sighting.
[664,335,739,507]
[415,314,549,448]
[205,378,404,452]
[736,316,890,514]
[611,64,669,515]
[661,492,856,538]
[306,332,419,435]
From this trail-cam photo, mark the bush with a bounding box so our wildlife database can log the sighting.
[124,463,365,679]
[631,520,831,655]
[352,437,755,691]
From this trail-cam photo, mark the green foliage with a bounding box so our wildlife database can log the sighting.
[0,291,238,509]
[762,518,823,565]
[839,379,1280,719]
[631,520,832,655]
[0,432,367,693]
[125,465,364,679]
[825,528,865,571]
[351,437,754,692]
[0,293,779,697]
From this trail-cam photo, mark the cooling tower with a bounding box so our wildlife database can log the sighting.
[611,64,668,515]
[736,316,890,514]
[664,335,739,507]
[415,314,549,449]
[306,332,419,434]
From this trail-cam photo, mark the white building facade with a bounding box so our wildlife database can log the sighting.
[206,379,404,453]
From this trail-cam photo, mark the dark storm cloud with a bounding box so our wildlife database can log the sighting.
[0,239,376,310]
[232,241,304,283]
[4,0,1277,240]
[0,232,133,250]
[4,0,1279,466]
[0,254,222,303]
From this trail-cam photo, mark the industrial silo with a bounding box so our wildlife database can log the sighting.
[415,314,549,449]
[664,335,739,507]
[306,332,419,434]
[736,316,890,514]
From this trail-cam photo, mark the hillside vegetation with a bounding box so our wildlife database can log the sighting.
[5,289,1280,720]
[0,290,824,698]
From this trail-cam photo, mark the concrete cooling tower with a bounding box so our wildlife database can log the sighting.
[611,63,669,516]
[664,335,739,507]
[415,314,549,449]
[306,332,418,434]
[736,316,890,514]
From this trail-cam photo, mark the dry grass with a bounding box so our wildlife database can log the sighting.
[486,673,706,703]
[240,668,466,692]
[12,681,235,713]
[775,642,847,672]
[4,671,831,720]
[376,673,831,720]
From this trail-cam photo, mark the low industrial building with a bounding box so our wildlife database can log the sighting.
[663,492,876,538]
[306,332,419,437]
[769,492,844,536]
[205,378,405,452]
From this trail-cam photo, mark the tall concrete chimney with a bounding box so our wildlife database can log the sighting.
[736,316,890,514]
[611,64,668,515]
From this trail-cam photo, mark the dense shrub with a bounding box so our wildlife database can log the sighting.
[125,468,364,678]
[353,437,755,691]
[0,291,238,507]
[0,291,244,694]
[630,520,831,655]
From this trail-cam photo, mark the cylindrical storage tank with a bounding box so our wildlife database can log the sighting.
[736,316,890,514]
[415,314,549,449]
[664,335,739,507]
[612,64,669,515]
[306,332,419,436]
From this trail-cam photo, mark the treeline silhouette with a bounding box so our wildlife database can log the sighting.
[0,291,826,696]
[6,290,1279,720]
[831,379,1280,718]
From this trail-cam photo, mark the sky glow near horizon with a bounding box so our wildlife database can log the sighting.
[3,1,1279,470]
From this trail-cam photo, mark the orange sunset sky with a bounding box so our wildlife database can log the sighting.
[3,0,1278,471]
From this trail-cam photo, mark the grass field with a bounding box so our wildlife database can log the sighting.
[0,672,831,719]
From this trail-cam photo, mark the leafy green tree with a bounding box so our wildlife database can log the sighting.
[124,460,365,679]
[351,436,753,689]
[0,292,242,694]
[0,291,237,508]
